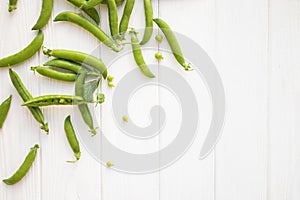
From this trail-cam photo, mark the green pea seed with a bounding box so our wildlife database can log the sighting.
[155,52,163,61]
[122,115,128,122]
[155,34,163,43]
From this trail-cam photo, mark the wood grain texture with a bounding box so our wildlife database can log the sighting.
[0,0,299,199]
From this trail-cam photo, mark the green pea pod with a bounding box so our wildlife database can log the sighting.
[3,144,39,185]
[43,47,108,79]
[32,0,53,30]
[8,0,18,12]
[0,95,12,128]
[9,69,49,133]
[101,0,124,5]
[44,59,82,73]
[66,0,100,25]
[130,29,155,78]
[76,72,97,136]
[54,12,120,52]
[153,18,191,71]
[32,66,77,82]
[0,31,44,68]
[22,95,86,107]
[140,0,153,45]
[84,0,103,8]
[119,0,135,37]
[107,0,119,39]
[64,115,81,163]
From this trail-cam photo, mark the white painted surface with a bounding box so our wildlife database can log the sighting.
[0,0,299,199]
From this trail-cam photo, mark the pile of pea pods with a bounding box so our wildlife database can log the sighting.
[0,0,192,185]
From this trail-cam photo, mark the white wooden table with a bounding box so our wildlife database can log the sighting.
[0,0,299,199]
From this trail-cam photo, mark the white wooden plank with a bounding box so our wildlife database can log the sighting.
[100,1,160,200]
[158,0,215,200]
[214,0,269,199]
[0,0,42,199]
[268,0,300,199]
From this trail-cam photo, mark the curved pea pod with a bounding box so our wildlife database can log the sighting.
[66,0,100,25]
[9,69,49,133]
[76,72,97,136]
[0,95,12,128]
[64,115,81,163]
[153,18,192,71]
[0,31,44,68]
[119,0,135,38]
[129,29,155,78]
[140,0,153,45]
[3,144,39,185]
[32,0,54,30]
[31,66,77,82]
[54,12,121,52]
[43,47,108,79]
[22,95,86,107]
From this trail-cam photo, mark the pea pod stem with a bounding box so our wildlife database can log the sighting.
[43,47,107,79]
[8,0,18,12]
[64,115,81,163]
[32,0,53,30]
[22,95,86,107]
[153,18,192,71]
[0,95,12,128]
[0,31,44,68]
[54,12,121,52]
[3,144,39,185]
[129,29,155,78]
[140,0,153,45]
[119,0,135,38]
[107,0,119,40]
[9,69,49,133]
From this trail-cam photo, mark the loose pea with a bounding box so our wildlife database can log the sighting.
[155,52,163,61]
[155,34,163,43]
[122,115,128,122]
[108,82,114,88]
[106,161,114,167]
[0,95,12,128]
[3,144,39,185]
[107,75,114,81]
